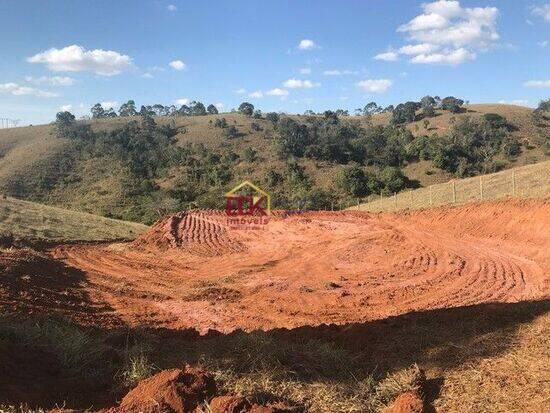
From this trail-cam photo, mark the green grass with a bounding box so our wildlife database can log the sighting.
[0,196,147,242]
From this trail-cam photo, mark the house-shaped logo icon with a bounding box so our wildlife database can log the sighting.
[225,181,271,216]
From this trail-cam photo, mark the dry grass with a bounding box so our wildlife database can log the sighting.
[356,160,550,212]
[0,301,548,411]
[0,196,147,241]
[0,104,546,214]
[434,307,550,412]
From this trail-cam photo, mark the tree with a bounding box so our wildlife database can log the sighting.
[55,111,76,138]
[362,102,379,115]
[238,102,254,116]
[91,103,105,119]
[119,100,137,117]
[483,113,508,129]
[440,96,464,113]
[104,108,117,118]
[392,102,419,124]
[207,104,219,115]
[265,112,280,125]
[420,95,436,118]
[274,117,310,157]
[336,164,369,197]
[190,101,207,116]
[56,111,75,126]
[214,118,228,128]
[178,105,191,116]
[379,166,407,193]
[224,125,239,139]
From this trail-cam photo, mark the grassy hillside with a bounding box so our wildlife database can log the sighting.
[0,196,147,242]
[0,103,547,222]
[354,160,550,212]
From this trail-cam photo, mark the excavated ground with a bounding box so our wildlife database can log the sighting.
[25,198,547,333]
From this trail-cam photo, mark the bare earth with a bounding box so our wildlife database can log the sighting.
[42,198,549,334]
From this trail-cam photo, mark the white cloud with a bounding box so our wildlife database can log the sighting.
[141,72,154,79]
[539,40,549,48]
[497,99,530,107]
[398,43,439,55]
[531,4,550,22]
[0,82,58,98]
[524,80,550,88]
[60,104,73,111]
[377,1,500,65]
[283,78,320,89]
[167,4,177,12]
[299,68,312,75]
[248,90,263,98]
[266,88,289,97]
[169,60,186,71]
[215,103,224,110]
[374,51,399,61]
[101,101,118,110]
[27,45,133,76]
[175,98,190,105]
[323,69,358,76]
[235,88,247,95]
[298,39,318,50]
[25,76,76,86]
[356,79,393,93]
[398,12,448,32]
[411,47,475,65]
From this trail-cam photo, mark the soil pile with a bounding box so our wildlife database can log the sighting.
[133,210,246,255]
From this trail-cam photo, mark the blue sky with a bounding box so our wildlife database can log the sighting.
[0,0,549,125]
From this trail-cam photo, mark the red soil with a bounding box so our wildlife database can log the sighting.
[39,198,549,333]
[116,366,216,413]
[3,199,548,334]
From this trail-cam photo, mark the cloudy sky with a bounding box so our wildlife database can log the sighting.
[1,0,549,124]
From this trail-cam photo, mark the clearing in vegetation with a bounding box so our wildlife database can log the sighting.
[0,197,548,411]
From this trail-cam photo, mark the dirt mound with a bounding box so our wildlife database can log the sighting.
[133,210,246,255]
[385,392,426,413]
[118,366,216,412]
[115,367,297,413]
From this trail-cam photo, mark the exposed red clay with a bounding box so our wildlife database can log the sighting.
[28,198,548,333]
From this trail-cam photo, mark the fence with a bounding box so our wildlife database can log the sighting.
[354,160,550,212]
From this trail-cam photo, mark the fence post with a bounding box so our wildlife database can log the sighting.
[512,169,516,197]
[479,176,483,201]
[452,181,456,203]
[394,192,397,210]
[380,190,383,201]
[357,199,360,210]
[410,189,413,208]
[429,185,433,207]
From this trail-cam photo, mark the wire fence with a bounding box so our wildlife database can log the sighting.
[353,160,550,212]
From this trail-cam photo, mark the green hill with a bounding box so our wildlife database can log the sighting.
[0,103,547,223]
